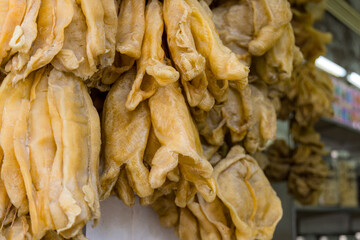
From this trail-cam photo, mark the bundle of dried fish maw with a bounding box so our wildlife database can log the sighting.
[47,69,100,238]
[149,82,216,203]
[244,84,277,154]
[185,0,249,87]
[7,0,73,84]
[0,0,26,66]
[126,0,179,111]
[213,145,282,240]
[100,68,153,201]
[264,139,293,181]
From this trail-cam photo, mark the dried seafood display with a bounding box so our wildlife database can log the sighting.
[0,0,334,239]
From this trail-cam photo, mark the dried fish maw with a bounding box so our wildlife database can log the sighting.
[185,0,249,86]
[149,82,215,202]
[78,0,105,71]
[1,75,33,216]
[10,0,74,83]
[100,68,152,200]
[178,208,200,240]
[0,180,9,222]
[116,0,145,72]
[126,0,179,111]
[114,169,135,207]
[151,193,178,228]
[0,0,26,65]
[163,0,205,82]
[213,146,282,240]
[249,0,292,56]
[206,68,228,103]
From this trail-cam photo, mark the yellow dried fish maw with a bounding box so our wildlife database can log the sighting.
[0,179,9,223]
[213,146,283,240]
[188,200,222,240]
[178,207,200,240]
[152,193,178,228]
[126,0,179,111]
[222,86,252,142]
[185,0,249,86]
[1,75,33,216]
[51,0,93,79]
[249,0,292,56]
[206,68,228,103]
[10,0,74,83]
[100,68,152,200]
[244,85,276,154]
[99,0,117,67]
[48,69,100,237]
[198,195,233,240]
[28,68,56,238]
[0,0,26,65]
[116,0,145,69]
[163,0,205,82]
[78,0,105,71]
[149,82,215,202]
[1,216,31,240]
[114,169,135,207]
[181,72,207,108]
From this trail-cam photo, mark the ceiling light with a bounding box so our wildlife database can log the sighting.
[315,56,347,77]
[347,72,360,89]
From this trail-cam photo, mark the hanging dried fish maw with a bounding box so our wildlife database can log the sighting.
[100,68,153,200]
[51,0,94,79]
[115,0,145,75]
[185,0,249,86]
[163,0,205,82]
[213,145,282,240]
[149,82,215,203]
[151,193,179,228]
[126,0,179,111]
[8,0,74,83]
[0,0,26,66]
[47,69,100,238]
[177,208,200,240]
[114,169,135,207]
[249,0,292,56]
[1,73,33,216]
[7,0,41,71]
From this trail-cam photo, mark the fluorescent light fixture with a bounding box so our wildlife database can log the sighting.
[347,72,360,89]
[315,56,347,77]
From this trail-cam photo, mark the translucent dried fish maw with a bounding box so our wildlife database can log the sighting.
[126,0,179,111]
[100,68,152,200]
[115,0,145,75]
[0,179,9,222]
[206,68,228,103]
[114,169,135,207]
[151,193,178,228]
[185,0,249,87]
[254,24,300,84]
[177,208,200,240]
[198,195,233,240]
[163,0,205,82]
[1,216,31,240]
[244,85,276,154]
[213,145,283,240]
[1,75,33,216]
[182,72,213,110]
[47,69,100,238]
[149,82,216,202]
[249,0,292,56]
[51,0,94,79]
[7,0,40,71]
[9,0,74,83]
[0,0,26,65]
[140,180,177,206]
[222,86,252,142]
[78,0,105,72]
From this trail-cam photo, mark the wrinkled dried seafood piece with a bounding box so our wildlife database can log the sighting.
[244,84,277,154]
[222,85,252,142]
[51,0,95,79]
[114,0,146,79]
[0,216,31,240]
[151,192,179,228]
[1,74,33,216]
[100,68,153,200]
[8,0,74,83]
[185,0,249,87]
[7,0,41,70]
[213,145,282,240]
[149,82,216,203]
[126,0,179,111]
[177,207,200,240]
[47,69,100,238]
[254,24,302,84]
[0,0,26,65]
[249,0,292,56]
